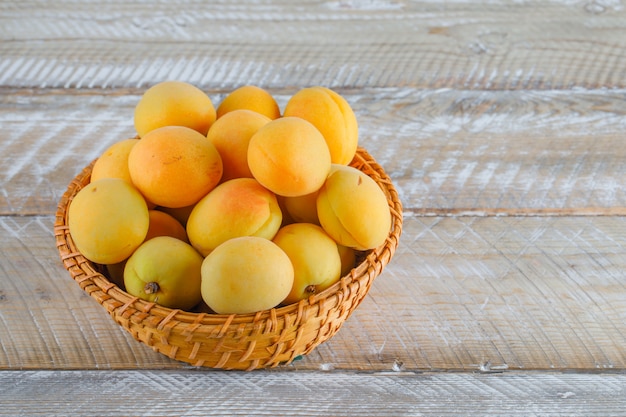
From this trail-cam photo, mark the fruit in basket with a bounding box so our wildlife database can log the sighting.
[65,82,393,316]
[216,85,281,120]
[207,109,271,182]
[105,260,126,288]
[247,117,331,197]
[68,178,149,264]
[201,236,294,314]
[317,164,391,250]
[128,125,223,208]
[273,223,341,304]
[157,204,195,227]
[134,80,216,137]
[90,138,138,184]
[337,244,357,276]
[283,87,358,165]
[124,236,203,310]
[281,190,320,225]
[104,210,189,288]
[144,210,189,243]
[186,178,282,256]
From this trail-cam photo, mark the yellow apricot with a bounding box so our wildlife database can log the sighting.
[337,244,356,276]
[216,85,281,120]
[316,164,391,250]
[68,178,149,264]
[91,138,139,184]
[105,209,193,289]
[124,236,203,310]
[273,223,341,305]
[201,236,294,315]
[283,86,358,165]
[144,210,189,243]
[134,81,216,137]
[186,177,282,256]
[206,109,271,182]
[128,126,223,208]
[247,117,331,197]
[282,190,320,225]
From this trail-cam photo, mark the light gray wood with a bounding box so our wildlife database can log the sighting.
[1,1,626,90]
[2,1,626,414]
[1,370,625,417]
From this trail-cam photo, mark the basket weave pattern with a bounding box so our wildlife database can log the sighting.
[55,147,402,370]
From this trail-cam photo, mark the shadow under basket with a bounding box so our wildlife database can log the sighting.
[54,146,403,371]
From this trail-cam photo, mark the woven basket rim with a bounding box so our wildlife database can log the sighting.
[54,145,403,368]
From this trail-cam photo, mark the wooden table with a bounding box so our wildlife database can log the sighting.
[2,1,626,415]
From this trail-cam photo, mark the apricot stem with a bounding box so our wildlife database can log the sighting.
[305,285,317,295]
[144,282,160,295]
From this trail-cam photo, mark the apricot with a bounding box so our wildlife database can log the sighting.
[216,85,281,120]
[282,190,320,225]
[186,177,282,256]
[145,210,189,243]
[206,109,271,182]
[273,223,341,305]
[316,164,391,250]
[68,178,149,264]
[337,244,356,276]
[134,81,216,137]
[105,261,126,288]
[91,138,138,184]
[275,195,294,226]
[157,204,195,227]
[128,126,223,208]
[105,209,188,289]
[247,117,331,197]
[201,236,294,314]
[124,236,203,310]
[283,86,358,165]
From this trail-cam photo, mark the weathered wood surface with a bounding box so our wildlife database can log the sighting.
[2,1,626,90]
[2,370,626,417]
[1,0,626,413]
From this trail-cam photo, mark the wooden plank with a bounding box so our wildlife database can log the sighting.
[1,369,625,416]
[1,214,624,371]
[1,1,626,90]
[2,88,626,215]
[0,214,178,369]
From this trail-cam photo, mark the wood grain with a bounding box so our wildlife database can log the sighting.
[1,1,626,90]
[1,370,625,417]
[2,4,626,414]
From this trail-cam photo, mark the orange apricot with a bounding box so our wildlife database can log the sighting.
[206,109,271,182]
[144,210,189,243]
[128,126,223,208]
[247,117,331,197]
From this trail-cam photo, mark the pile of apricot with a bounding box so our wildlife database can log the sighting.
[68,81,391,314]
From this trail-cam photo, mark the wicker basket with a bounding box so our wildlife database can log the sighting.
[54,146,402,370]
